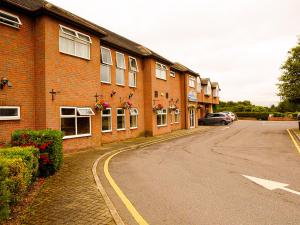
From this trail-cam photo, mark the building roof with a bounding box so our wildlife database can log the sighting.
[200,78,210,85]
[211,82,221,90]
[171,63,199,76]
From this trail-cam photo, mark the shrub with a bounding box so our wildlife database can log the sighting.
[0,158,10,220]
[11,129,63,177]
[0,147,39,184]
[235,112,269,120]
[273,112,285,117]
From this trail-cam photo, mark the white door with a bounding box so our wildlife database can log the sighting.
[189,108,195,128]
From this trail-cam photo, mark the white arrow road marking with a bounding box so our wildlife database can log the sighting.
[243,175,300,196]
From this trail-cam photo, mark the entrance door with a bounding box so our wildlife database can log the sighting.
[189,108,195,128]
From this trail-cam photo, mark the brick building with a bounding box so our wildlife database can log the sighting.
[0,0,220,152]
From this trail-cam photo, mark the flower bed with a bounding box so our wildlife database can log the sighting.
[11,129,63,177]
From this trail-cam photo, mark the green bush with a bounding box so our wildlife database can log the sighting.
[236,112,269,120]
[0,158,10,220]
[0,147,39,184]
[273,112,285,117]
[11,129,63,177]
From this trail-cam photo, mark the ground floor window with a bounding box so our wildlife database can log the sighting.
[117,108,126,130]
[157,109,167,127]
[174,109,180,123]
[170,111,173,124]
[0,106,20,120]
[102,108,112,132]
[130,108,138,129]
[60,107,94,138]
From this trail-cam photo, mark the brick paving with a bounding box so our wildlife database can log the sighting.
[22,127,212,225]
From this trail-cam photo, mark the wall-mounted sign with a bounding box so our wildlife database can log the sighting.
[188,91,197,102]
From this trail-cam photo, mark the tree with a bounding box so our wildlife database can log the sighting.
[278,39,300,103]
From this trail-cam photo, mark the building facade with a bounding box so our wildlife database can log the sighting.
[0,0,220,152]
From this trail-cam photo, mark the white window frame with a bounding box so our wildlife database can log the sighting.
[156,62,167,80]
[170,71,176,78]
[101,64,111,84]
[189,76,196,88]
[60,106,92,139]
[129,56,138,72]
[157,109,167,127]
[115,52,126,86]
[101,47,113,65]
[174,109,180,123]
[116,108,126,131]
[129,71,137,88]
[101,108,112,133]
[0,106,20,120]
[0,10,22,29]
[205,82,212,96]
[59,25,91,60]
[130,108,138,129]
[213,86,219,97]
[196,77,201,93]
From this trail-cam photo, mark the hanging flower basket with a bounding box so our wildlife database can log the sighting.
[153,103,164,112]
[123,100,133,109]
[95,100,110,111]
[169,104,178,111]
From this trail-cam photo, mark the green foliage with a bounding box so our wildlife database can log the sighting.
[272,112,285,117]
[235,112,269,120]
[217,100,269,113]
[276,99,300,113]
[0,146,40,221]
[278,39,300,103]
[11,129,64,177]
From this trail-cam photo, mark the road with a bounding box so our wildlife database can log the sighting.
[102,121,300,225]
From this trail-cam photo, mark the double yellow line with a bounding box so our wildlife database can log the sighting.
[287,129,300,155]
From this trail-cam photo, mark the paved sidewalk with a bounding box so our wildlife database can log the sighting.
[22,127,212,225]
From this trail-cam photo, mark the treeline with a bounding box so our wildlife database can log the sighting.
[216,100,300,113]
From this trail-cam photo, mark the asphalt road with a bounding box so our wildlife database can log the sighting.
[103,121,300,225]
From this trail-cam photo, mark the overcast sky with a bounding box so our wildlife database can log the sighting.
[50,0,300,106]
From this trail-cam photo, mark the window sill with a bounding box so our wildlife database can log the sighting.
[130,127,138,130]
[117,128,126,131]
[174,122,180,124]
[102,130,112,133]
[59,51,90,61]
[129,85,137,88]
[63,134,91,140]
[116,83,125,87]
[156,77,167,81]
[157,124,167,127]
[0,117,20,121]
[101,81,112,85]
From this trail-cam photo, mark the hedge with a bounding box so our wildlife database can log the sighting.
[0,147,39,220]
[11,129,64,177]
[235,112,269,120]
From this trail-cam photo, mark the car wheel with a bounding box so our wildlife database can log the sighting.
[199,121,204,126]
[221,120,227,126]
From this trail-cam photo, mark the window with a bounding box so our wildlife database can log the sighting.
[213,86,219,97]
[129,71,136,87]
[59,25,91,60]
[0,10,22,29]
[129,57,138,72]
[116,52,125,85]
[117,108,126,130]
[196,77,201,93]
[170,71,175,78]
[170,111,173,124]
[101,47,113,83]
[166,93,169,99]
[154,91,158,98]
[174,109,180,123]
[129,56,138,87]
[205,82,212,96]
[60,107,93,138]
[102,108,112,132]
[0,106,20,120]
[157,109,167,127]
[189,76,196,88]
[130,108,138,129]
[156,62,167,80]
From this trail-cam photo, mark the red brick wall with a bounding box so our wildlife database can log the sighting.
[99,45,145,144]
[0,7,36,143]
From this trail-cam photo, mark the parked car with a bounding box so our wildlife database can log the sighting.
[198,113,232,126]
[222,111,237,121]
[297,113,300,120]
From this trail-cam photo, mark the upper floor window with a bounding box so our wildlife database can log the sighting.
[101,47,112,83]
[0,10,22,29]
[116,52,125,85]
[213,87,219,97]
[129,57,138,87]
[170,71,176,78]
[156,62,167,80]
[59,25,91,60]
[196,77,201,93]
[205,82,212,96]
[189,76,196,88]
[0,106,20,120]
